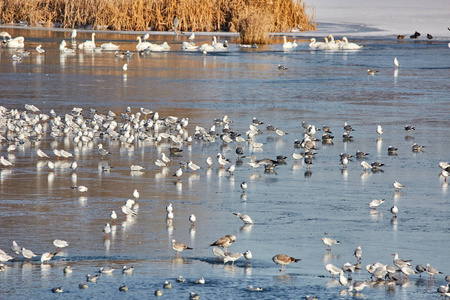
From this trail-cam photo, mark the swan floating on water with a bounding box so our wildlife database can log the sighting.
[2,36,25,48]
[136,36,152,52]
[340,37,362,50]
[182,41,199,51]
[78,33,95,50]
[36,45,45,53]
[101,42,119,51]
[282,36,297,50]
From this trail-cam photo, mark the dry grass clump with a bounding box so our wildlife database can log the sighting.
[239,6,273,45]
[0,0,316,38]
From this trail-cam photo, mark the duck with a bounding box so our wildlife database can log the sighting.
[136,36,151,52]
[78,33,96,50]
[340,37,362,50]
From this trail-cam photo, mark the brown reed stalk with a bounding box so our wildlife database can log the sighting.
[0,0,315,35]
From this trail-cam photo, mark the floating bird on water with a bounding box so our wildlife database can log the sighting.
[122,265,134,274]
[278,64,288,71]
[367,69,378,75]
[52,287,63,293]
[405,125,415,132]
[397,35,404,40]
[412,143,425,151]
[272,254,301,272]
[427,33,433,40]
[388,145,398,154]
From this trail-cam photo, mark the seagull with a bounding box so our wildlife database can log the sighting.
[188,161,200,173]
[278,64,288,71]
[223,252,244,265]
[52,287,63,293]
[166,203,173,213]
[70,29,77,40]
[412,143,425,151]
[426,263,443,278]
[369,199,385,209]
[189,214,196,226]
[227,164,236,174]
[37,149,49,158]
[339,270,348,286]
[212,247,225,259]
[325,264,342,278]
[388,145,398,154]
[79,282,88,289]
[110,211,117,223]
[401,266,417,279]
[103,223,111,237]
[119,285,128,292]
[244,250,252,260]
[392,253,412,269]
[190,292,200,300]
[22,248,38,260]
[348,281,368,292]
[405,125,415,132]
[376,125,383,135]
[99,267,115,274]
[64,266,73,274]
[188,32,195,41]
[71,185,88,192]
[359,161,372,172]
[206,156,213,167]
[122,205,138,216]
[247,285,263,292]
[241,181,247,191]
[322,237,340,250]
[209,235,236,253]
[86,274,100,282]
[98,143,111,158]
[440,170,449,182]
[173,167,183,179]
[53,239,69,250]
[193,277,205,284]
[133,189,140,200]
[163,281,172,289]
[394,57,400,68]
[233,212,254,224]
[122,266,134,274]
[393,181,406,190]
[11,241,21,256]
[41,252,58,263]
[0,156,13,167]
[354,246,362,261]
[36,45,45,53]
[172,239,193,256]
[123,63,128,72]
[161,153,171,164]
[272,254,301,272]
[130,165,145,171]
[415,264,426,277]
[391,205,399,218]
[367,69,379,75]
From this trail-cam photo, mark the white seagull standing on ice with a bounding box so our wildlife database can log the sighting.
[133,189,139,200]
[189,214,196,226]
[233,212,254,224]
[393,181,406,190]
[53,239,69,250]
[377,125,383,135]
[394,57,400,68]
[369,199,385,209]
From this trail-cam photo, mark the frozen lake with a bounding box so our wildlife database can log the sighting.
[0,25,449,299]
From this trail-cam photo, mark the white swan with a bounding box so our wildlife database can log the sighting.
[309,38,324,50]
[182,41,199,51]
[282,36,295,49]
[136,36,152,52]
[0,31,11,39]
[199,40,215,52]
[78,33,95,50]
[4,36,25,48]
[340,37,362,50]
[325,34,340,50]
[101,42,119,51]
[213,36,228,51]
[36,45,45,53]
[317,37,329,50]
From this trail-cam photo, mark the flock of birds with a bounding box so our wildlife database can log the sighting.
[0,102,449,298]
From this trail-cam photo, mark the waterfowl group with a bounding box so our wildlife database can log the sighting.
[309,34,361,50]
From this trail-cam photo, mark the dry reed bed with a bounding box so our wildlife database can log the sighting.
[0,0,315,35]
